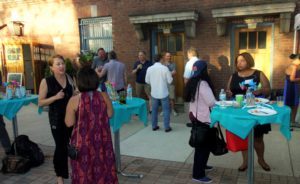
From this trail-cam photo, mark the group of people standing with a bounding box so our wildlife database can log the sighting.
[15,45,297,184]
[36,48,178,184]
[183,49,272,183]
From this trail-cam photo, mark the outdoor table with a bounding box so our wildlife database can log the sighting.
[110,97,148,178]
[0,95,38,139]
[210,103,291,184]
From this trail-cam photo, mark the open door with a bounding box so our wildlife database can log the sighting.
[22,44,34,90]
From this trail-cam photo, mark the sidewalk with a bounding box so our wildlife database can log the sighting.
[0,104,300,183]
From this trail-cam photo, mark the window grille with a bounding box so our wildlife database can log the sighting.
[79,17,113,53]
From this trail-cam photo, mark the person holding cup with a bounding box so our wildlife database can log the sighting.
[226,52,271,172]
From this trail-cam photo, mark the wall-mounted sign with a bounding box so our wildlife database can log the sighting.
[7,73,22,84]
[244,17,263,29]
[5,45,22,62]
[158,23,172,34]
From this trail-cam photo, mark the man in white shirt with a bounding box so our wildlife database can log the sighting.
[183,47,208,127]
[183,47,207,85]
[145,54,173,132]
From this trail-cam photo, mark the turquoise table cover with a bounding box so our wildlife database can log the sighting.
[110,97,148,132]
[0,95,38,120]
[210,104,291,140]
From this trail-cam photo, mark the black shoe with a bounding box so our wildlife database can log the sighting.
[205,165,213,171]
[149,111,152,114]
[186,122,193,127]
[152,126,159,131]
[165,127,172,132]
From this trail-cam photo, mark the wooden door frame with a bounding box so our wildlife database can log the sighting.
[151,26,185,102]
[230,22,275,86]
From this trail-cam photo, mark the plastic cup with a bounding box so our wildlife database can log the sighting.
[277,96,284,107]
[235,94,244,107]
[26,90,31,97]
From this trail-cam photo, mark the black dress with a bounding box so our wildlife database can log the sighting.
[230,70,271,137]
[46,75,73,178]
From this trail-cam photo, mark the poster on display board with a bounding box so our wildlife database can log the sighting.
[5,45,22,62]
[7,73,22,84]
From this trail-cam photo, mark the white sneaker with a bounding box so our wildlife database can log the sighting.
[173,110,178,116]
[160,112,163,116]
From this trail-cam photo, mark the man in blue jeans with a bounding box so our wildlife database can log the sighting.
[0,71,11,155]
[0,115,11,154]
[145,54,173,132]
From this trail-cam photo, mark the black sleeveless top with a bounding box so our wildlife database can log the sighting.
[46,75,73,126]
[230,70,261,96]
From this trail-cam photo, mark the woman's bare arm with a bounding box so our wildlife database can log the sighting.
[65,95,79,127]
[101,92,113,118]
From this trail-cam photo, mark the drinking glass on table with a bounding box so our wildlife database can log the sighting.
[119,91,126,104]
[235,94,244,107]
[26,90,31,97]
[276,96,284,107]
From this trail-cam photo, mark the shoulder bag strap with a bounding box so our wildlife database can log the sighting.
[217,123,225,141]
[195,80,201,120]
[66,74,76,91]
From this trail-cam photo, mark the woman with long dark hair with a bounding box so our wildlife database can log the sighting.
[185,60,216,183]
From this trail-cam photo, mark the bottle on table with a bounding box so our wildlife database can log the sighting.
[127,84,132,100]
[246,88,255,106]
[219,88,226,107]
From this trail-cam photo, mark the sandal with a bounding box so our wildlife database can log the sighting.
[238,165,247,172]
[258,160,271,171]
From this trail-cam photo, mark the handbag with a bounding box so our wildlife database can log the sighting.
[211,124,228,156]
[188,83,210,148]
[189,122,210,148]
[1,155,31,174]
[67,144,79,160]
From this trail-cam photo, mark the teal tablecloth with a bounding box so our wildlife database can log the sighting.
[110,97,148,132]
[210,104,291,140]
[0,95,38,120]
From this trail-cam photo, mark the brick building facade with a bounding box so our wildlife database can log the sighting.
[0,0,299,100]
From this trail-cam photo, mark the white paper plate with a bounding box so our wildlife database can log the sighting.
[215,101,236,106]
[243,105,256,108]
[248,108,277,116]
[255,98,269,104]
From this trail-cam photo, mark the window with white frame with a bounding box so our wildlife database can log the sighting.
[79,17,113,53]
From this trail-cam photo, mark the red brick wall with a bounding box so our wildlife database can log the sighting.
[0,0,299,92]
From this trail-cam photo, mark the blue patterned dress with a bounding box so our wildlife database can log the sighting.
[284,69,300,106]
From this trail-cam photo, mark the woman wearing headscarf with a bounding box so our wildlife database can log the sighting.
[185,60,216,183]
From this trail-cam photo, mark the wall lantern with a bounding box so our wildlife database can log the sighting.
[7,21,24,36]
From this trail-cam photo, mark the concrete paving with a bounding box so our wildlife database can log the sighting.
[0,103,299,183]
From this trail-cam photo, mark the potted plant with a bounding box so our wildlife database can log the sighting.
[78,50,95,67]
